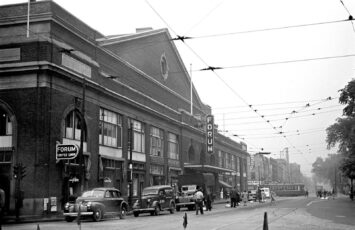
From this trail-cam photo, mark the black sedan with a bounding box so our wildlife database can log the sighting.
[63,187,128,222]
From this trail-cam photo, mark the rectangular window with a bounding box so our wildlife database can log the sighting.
[99,108,122,148]
[128,119,145,153]
[218,151,223,168]
[236,157,240,173]
[0,151,12,163]
[232,155,236,170]
[150,126,164,157]
[167,132,179,160]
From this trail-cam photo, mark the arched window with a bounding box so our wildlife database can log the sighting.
[64,110,86,141]
[210,155,215,166]
[188,146,195,162]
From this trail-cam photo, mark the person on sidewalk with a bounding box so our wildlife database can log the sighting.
[270,191,276,205]
[242,190,248,206]
[205,191,213,211]
[230,187,238,208]
[194,187,204,215]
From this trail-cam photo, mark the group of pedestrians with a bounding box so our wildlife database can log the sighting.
[193,187,213,215]
[229,187,248,207]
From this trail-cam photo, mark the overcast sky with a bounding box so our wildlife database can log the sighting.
[2,0,355,176]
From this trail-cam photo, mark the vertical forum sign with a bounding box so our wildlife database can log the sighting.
[206,115,214,154]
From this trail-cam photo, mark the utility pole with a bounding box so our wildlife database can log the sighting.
[79,77,86,193]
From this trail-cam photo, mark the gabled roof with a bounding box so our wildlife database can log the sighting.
[98,28,208,115]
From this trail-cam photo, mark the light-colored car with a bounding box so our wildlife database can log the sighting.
[63,187,128,222]
[261,187,271,198]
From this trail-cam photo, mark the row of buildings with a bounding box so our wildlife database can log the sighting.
[0,1,250,219]
[248,148,303,188]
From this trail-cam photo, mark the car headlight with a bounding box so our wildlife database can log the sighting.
[64,202,70,210]
[86,201,92,207]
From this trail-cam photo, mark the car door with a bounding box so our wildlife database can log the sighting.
[103,190,114,214]
[111,190,121,214]
[158,189,167,209]
[165,187,174,208]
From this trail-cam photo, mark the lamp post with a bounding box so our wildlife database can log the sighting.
[128,123,133,208]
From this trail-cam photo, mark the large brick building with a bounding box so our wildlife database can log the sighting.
[0,1,249,218]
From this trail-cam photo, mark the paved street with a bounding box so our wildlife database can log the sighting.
[2,196,354,230]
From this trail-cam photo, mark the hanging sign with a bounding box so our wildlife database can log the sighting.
[206,115,214,154]
[56,144,79,160]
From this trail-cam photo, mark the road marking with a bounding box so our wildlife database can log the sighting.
[306,201,314,206]
[336,215,346,218]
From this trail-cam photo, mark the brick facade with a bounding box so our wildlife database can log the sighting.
[0,1,249,218]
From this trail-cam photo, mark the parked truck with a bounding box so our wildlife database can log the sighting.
[175,173,216,211]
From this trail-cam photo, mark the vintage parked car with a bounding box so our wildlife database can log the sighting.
[132,185,176,217]
[63,187,128,222]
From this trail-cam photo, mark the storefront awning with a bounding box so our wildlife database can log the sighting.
[184,163,235,174]
[219,180,232,188]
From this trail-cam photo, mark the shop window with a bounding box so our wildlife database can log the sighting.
[64,110,86,141]
[150,126,163,157]
[167,132,179,160]
[99,108,122,148]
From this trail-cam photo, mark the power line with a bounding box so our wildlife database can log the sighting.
[186,18,353,40]
[199,54,355,71]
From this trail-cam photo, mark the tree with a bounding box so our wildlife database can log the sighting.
[311,155,342,191]
[325,79,355,197]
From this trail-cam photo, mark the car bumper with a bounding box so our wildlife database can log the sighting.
[132,208,155,213]
[63,212,94,217]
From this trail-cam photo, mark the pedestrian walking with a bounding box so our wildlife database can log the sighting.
[194,187,204,215]
[230,187,238,208]
[205,191,213,211]
[270,191,276,205]
[257,187,262,203]
[242,190,248,206]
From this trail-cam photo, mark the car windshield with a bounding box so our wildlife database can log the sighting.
[81,190,105,198]
[182,185,196,192]
[142,188,159,196]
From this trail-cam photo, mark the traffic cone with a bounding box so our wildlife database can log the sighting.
[183,212,188,229]
[263,212,268,230]
[36,224,40,230]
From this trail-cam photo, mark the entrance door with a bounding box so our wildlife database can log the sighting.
[0,174,11,212]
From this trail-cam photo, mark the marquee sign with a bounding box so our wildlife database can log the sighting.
[206,115,214,154]
[56,144,79,160]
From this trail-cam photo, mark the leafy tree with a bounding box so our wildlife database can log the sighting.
[325,79,355,197]
[311,155,342,191]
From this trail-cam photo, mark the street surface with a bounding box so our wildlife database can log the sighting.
[3,196,355,230]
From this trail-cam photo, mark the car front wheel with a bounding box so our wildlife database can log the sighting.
[169,203,175,214]
[133,211,139,217]
[92,208,102,222]
[154,206,160,216]
[119,206,127,219]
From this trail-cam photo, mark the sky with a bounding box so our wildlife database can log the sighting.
[2,0,355,176]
